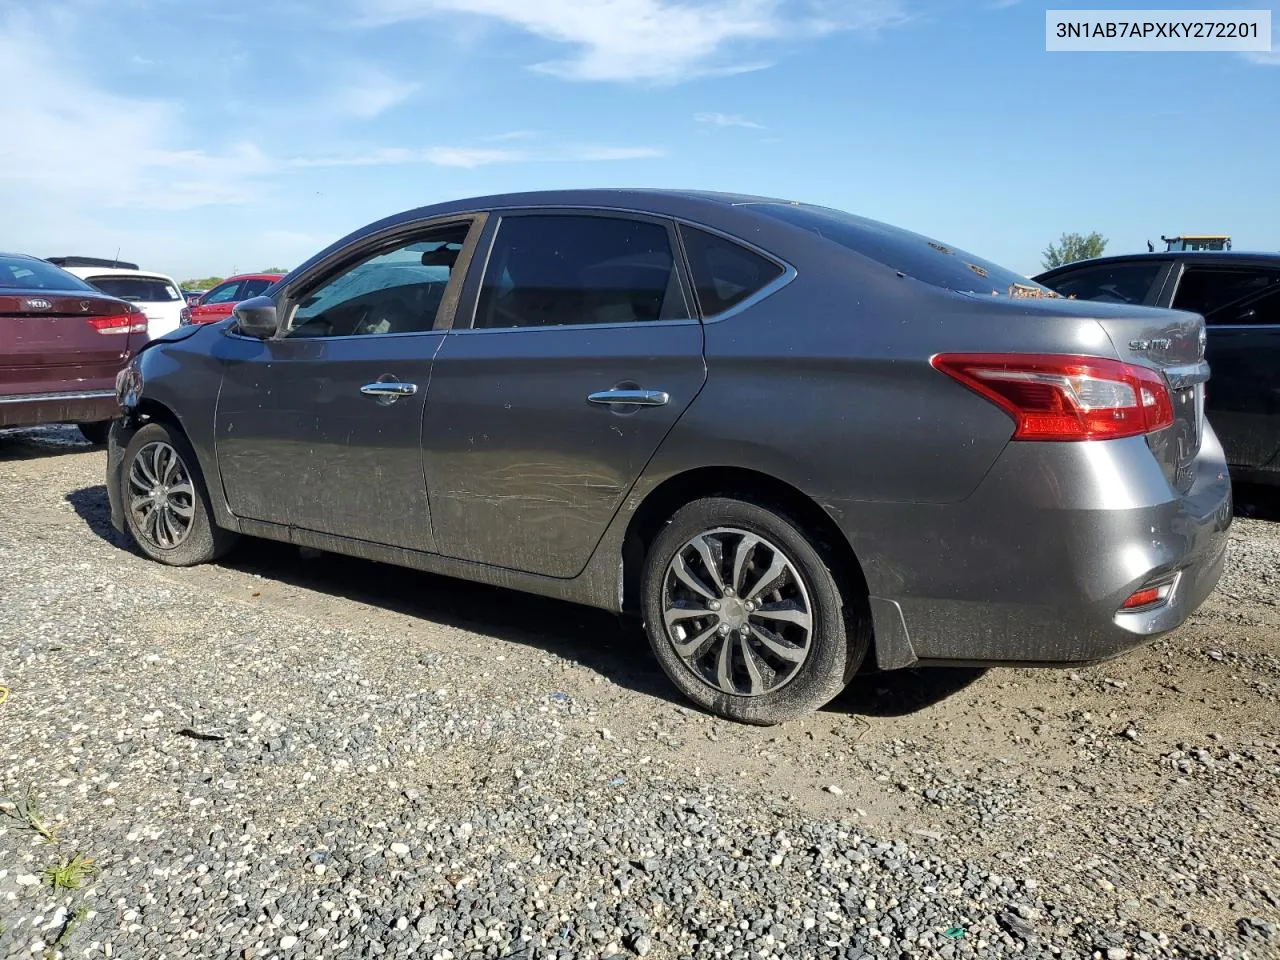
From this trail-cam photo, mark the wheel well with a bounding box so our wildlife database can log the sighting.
[621,466,871,619]
[130,398,184,434]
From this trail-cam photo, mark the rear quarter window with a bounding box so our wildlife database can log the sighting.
[679,225,785,317]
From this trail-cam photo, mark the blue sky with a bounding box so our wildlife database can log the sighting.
[2,0,1276,281]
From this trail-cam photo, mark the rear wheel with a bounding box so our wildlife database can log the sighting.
[77,421,111,446]
[119,422,237,566]
[641,496,868,724]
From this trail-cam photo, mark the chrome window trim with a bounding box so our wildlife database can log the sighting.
[1208,323,1280,331]
[447,318,701,336]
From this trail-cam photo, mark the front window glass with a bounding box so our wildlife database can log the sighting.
[287,223,469,338]
[203,281,244,305]
[1173,267,1280,317]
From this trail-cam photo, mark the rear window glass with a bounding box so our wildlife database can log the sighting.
[1041,261,1164,305]
[750,203,1053,298]
[679,225,785,316]
[0,257,94,291]
[87,275,181,302]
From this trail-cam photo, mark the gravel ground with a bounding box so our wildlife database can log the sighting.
[0,426,1277,960]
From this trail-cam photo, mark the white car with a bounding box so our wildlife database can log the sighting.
[58,264,189,338]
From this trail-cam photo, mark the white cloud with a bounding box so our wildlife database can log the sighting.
[323,66,420,119]
[289,144,665,169]
[0,7,663,215]
[694,111,766,129]
[355,0,908,83]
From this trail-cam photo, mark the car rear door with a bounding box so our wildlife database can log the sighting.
[213,218,479,551]
[1169,263,1280,470]
[422,210,706,578]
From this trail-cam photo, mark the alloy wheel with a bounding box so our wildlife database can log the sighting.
[128,441,196,549]
[661,527,813,697]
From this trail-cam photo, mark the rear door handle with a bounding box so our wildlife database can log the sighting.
[587,389,669,407]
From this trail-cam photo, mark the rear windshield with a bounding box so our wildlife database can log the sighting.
[0,256,94,291]
[750,203,1056,298]
[88,275,181,302]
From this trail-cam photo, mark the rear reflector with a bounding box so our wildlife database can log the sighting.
[931,353,1175,441]
[1122,587,1161,609]
[1120,575,1177,611]
[88,312,148,335]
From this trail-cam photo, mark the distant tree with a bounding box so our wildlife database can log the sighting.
[181,276,225,290]
[259,267,289,274]
[1041,232,1107,270]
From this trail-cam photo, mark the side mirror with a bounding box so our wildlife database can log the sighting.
[233,296,279,339]
[188,295,202,306]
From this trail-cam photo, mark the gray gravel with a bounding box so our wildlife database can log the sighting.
[1,426,1278,959]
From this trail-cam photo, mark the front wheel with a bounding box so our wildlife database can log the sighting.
[641,497,868,725]
[119,422,237,566]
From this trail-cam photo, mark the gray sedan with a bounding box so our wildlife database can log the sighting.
[106,190,1232,723]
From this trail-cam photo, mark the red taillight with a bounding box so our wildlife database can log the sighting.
[88,311,148,335]
[931,353,1175,441]
[1122,587,1161,609]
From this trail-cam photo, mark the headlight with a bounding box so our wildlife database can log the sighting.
[115,363,142,410]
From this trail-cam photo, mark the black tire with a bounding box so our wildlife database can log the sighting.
[641,496,869,725]
[77,421,111,446]
[119,421,238,566]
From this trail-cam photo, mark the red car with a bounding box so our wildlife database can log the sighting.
[186,273,284,325]
[1,253,148,444]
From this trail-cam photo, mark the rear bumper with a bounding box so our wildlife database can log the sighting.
[0,389,117,428]
[845,428,1233,668]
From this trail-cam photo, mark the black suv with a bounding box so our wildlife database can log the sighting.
[1037,253,1280,486]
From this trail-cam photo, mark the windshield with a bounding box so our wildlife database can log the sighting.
[0,256,96,291]
[750,202,1058,299]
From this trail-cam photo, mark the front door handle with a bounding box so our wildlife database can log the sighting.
[360,381,418,406]
[587,389,669,407]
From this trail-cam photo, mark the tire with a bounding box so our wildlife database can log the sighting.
[119,421,237,566]
[641,496,869,725]
[77,421,111,446]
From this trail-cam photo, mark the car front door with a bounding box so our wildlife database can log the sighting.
[423,210,707,578]
[1170,264,1280,470]
[191,279,244,324]
[212,217,480,551]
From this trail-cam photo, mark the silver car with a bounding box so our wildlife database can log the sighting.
[106,190,1232,724]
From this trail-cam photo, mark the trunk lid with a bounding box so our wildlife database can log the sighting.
[1090,306,1208,494]
[0,291,142,397]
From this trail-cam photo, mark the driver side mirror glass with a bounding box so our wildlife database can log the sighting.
[233,296,279,339]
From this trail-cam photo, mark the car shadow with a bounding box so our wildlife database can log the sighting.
[828,665,987,718]
[1234,482,1280,522]
[0,426,97,461]
[67,483,985,720]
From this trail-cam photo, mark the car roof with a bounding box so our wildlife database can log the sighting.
[1037,251,1280,276]
[63,266,180,282]
[223,273,285,282]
